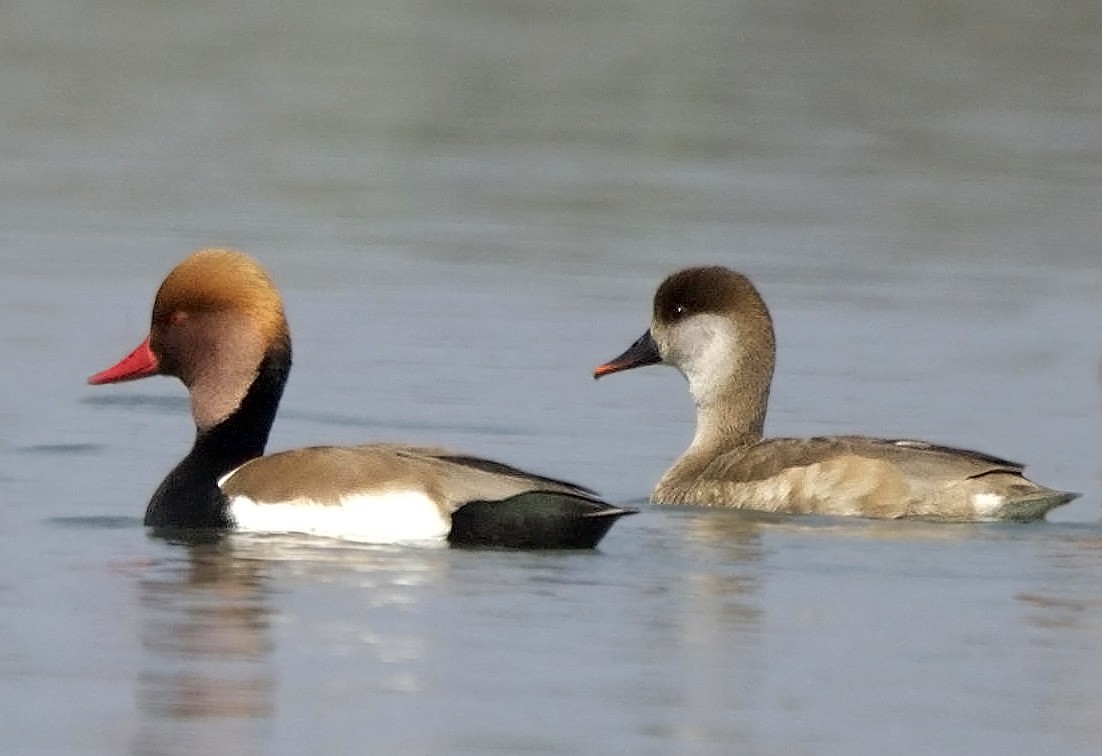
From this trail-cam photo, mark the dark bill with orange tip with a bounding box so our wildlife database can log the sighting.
[593,330,661,379]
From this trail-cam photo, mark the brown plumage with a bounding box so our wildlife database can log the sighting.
[594,266,1077,522]
[220,444,604,522]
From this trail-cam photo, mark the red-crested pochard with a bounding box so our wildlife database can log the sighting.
[594,266,1077,522]
[90,248,633,548]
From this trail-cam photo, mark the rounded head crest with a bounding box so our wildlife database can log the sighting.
[653,266,764,325]
[152,248,286,343]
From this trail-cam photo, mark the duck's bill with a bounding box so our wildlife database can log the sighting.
[593,330,661,379]
[88,336,160,385]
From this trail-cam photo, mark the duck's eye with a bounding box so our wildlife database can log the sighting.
[660,300,693,323]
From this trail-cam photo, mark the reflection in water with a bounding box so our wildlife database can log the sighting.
[1014,532,1102,753]
[129,533,450,755]
[132,538,273,756]
[642,510,1056,750]
[1022,530,1102,637]
[633,510,765,748]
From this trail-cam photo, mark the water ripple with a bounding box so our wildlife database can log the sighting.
[46,515,144,530]
[15,443,102,455]
[81,394,189,413]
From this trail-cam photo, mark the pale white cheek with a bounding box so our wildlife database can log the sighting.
[674,316,738,405]
[971,492,1006,519]
[227,490,451,544]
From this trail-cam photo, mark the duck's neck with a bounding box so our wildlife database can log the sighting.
[696,384,769,448]
[664,353,773,485]
[144,344,291,529]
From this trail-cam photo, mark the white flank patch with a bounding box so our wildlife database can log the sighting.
[971,492,1005,520]
[227,490,450,544]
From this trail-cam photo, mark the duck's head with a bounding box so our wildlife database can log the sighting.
[89,248,291,430]
[594,266,775,409]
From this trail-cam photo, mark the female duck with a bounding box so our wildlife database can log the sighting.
[594,266,1076,522]
[90,248,632,547]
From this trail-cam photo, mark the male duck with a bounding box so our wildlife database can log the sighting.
[90,248,633,547]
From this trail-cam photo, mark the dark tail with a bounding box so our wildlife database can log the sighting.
[447,492,636,549]
[1002,488,1080,522]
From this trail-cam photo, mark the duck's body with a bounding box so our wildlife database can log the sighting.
[595,266,1076,522]
[220,444,620,547]
[91,248,632,548]
[654,435,1070,522]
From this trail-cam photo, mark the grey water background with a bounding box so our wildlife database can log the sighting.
[1,1,1101,754]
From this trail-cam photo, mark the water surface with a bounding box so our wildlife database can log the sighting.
[1,2,1100,754]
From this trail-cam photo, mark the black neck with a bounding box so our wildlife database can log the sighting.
[144,341,291,529]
